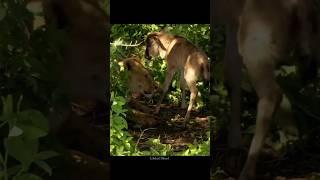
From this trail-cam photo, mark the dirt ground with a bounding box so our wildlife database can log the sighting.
[127,100,210,152]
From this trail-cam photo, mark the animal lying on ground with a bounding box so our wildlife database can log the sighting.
[118,57,159,99]
[145,31,210,121]
[213,0,320,179]
[118,57,160,127]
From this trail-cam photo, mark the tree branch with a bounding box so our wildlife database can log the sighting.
[110,40,144,47]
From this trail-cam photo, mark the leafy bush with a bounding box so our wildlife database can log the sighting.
[0,0,66,114]
[179,132,210,156]
[0,95,58,180]
[110,92,135,156]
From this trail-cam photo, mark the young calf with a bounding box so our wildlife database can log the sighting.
[145,31,210,121]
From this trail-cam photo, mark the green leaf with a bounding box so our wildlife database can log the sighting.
[17,95,23,113]
[35,151,59,160]
[0,152,3,164]
[2,95,13,115]
[0,6,7,21]
[16,124,47,140]
[34,160,52,176]
[7,137,39,170]
[14,173,42,180]
[17,110,49,134]
[7,165,22,177]
[244,125,256,134]
[9,126,24,137]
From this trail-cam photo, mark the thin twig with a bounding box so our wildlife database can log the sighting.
[110,40,144,47]
[135,128,157,152]
[0,120,8,129]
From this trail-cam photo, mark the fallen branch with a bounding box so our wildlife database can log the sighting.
[110,40,144,47]
[135,128,157,152]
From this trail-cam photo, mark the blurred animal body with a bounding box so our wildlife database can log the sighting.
[214,0,320,179]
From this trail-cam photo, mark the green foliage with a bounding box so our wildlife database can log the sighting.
[0,1,69,178]
[110,92,136,156]
[0,0,67,113]
[179,132,210,156]
[135,138,175,156]
[138,134,210,156]
[0,95,59,180]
